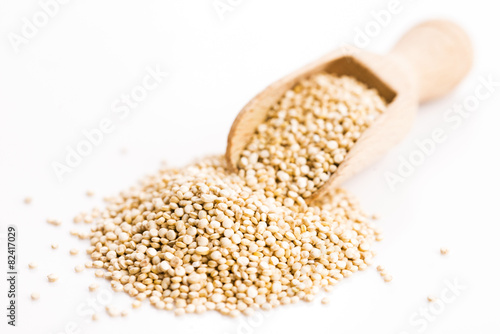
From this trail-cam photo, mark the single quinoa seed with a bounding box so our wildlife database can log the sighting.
[440,247,449,255]
[47,218,62,226]
[47,274,59,283]
[28,262,37,270]
[31,292,40,300]
[105,305,119,317]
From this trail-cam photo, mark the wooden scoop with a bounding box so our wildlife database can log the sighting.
[226,20,473,201]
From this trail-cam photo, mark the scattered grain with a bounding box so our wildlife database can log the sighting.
[47,273,59,283]
[46,218,62,226]
[105,305,119,317]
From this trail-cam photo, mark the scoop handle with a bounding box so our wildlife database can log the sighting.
[390,20,473,103]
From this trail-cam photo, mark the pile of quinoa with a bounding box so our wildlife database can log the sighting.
[238,74,386,201]
[82,73,387,316]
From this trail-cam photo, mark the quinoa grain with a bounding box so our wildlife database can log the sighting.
[47,218,62,226]
[47,274,59,283]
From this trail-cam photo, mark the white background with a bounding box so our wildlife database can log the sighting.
[1,0,499,333]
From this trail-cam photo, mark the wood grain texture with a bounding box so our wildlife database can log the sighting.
[390,20,474,103]
[225,20,473,202]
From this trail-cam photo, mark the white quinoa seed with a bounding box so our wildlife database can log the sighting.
[31,292,40,301]
[46,218,62,226]
[47,274,58,283]
[105,305,119,317]
[174,308,185,316]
